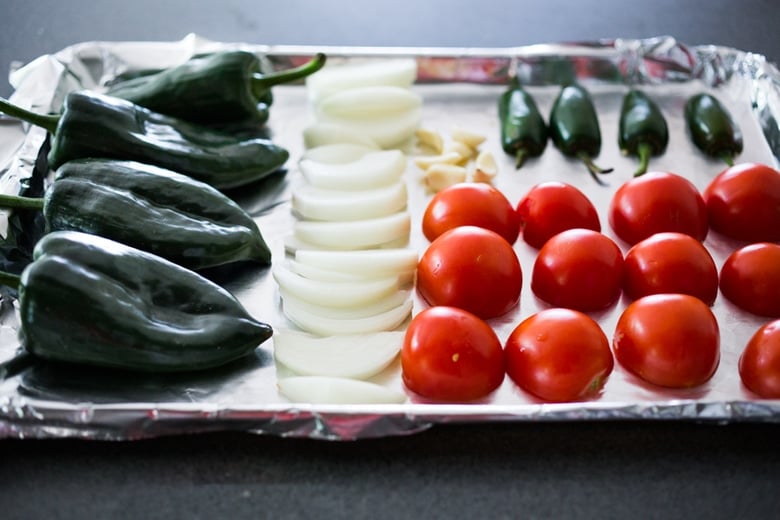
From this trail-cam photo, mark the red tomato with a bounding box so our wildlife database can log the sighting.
[720,243,780,317]
[422,182,520,244]
[613,294,720,388]
[401,306,505,402]
[505,308,613,402]
[531,228,623,312]
[623,232,719,305]
[703,162,780,243]
[739,320,780,398]
[516,181,600,249]
[608,171,708,245]
[417,226,522,319]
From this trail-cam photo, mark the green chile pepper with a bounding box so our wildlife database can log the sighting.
[0,231,273,373]
[685,93,743,165]
[0,159,271,270]
[498,77,548,169]
[107,51,326,126]
[0,90,289,190]
[618,89,669,176]
[549,83,613,185]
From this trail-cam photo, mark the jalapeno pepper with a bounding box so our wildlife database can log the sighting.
[549,83,613,185]
[0,159,271,270]
[685,93,743,166]
[0,231,273,373]
[0,90,289,190]
[618,89,669,176]
[106,51,326,126]
[498,77,548,169]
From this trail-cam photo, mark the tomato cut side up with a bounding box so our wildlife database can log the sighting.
[613,294,720,388]
[720,242,780,317]
[739,320,780,398]
[417,226,522,319]
[608,171,708,246]
[516,181,601,249]
[401,306,505,402]
[422,182,520,244]
[623,232,719,305]
[531,228,623,312]
[505,308,613,402]
[703,162,780,243]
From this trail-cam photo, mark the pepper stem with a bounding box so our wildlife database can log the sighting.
[515,148,529,170]
[0,193,45,211]
[0,97,60,134]
[721,153,735,167]
[577,151,612,186]
[0,270,22,289]
[251,53,327,97]
[633,142,653,177]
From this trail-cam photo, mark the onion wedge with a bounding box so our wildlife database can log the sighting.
[278,376,407,404]
[303,122,381,149]
[294,212,410,250]
[272,265,399,308]
[306,58,417,102]
[318,108,421,149]
[301,143,376,164]
[280,288,411,319]
[292,182,408,221]
[295,248,418,278]
[316,86,422,120]
[273,329,403,380]
[281,293,413,335]
[299,149,406,191]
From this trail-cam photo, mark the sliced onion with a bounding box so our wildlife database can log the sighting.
[295,248,418,278]
[318,108,422,149]
[281,292,413,335]
[303,122,380,149]
[273,328,404,380]
[283,234,410,254]
[292,182,408,221]
[299,149,406,191]
[301,143,376,164]
[278,376,407,404]
[306,58,417,102]
[280,288,411,319]
[294,212,410,250]
[272,265,398,308]
[316,86,422,120]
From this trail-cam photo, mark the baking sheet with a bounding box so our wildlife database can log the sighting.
[1,34,780,441]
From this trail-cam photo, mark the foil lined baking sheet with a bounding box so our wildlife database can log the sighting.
[1,34,780,441]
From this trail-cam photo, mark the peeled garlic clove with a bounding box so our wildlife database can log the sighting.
[413,151,462,170]
[450,127,487,148]
[443,141,477,165]
[317,86,422,119]
[422,163,467,192]
[473,150,498,183]
[415,128,444,154]
[278,376,407,404]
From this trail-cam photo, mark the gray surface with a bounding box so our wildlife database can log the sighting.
[2,1,780,517]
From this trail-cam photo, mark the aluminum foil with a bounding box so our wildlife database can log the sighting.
[1,34,780,441]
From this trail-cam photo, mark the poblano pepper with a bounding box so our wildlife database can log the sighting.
[549,83,613,185]
[0,90,289,190]
[618,89,669,177]
[498,77,548,169]
[0,231,273,372]
[106,51,326,126]
[0,158,271,270]
[684,93,743,166]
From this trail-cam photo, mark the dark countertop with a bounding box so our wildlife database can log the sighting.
[2,1,780,517]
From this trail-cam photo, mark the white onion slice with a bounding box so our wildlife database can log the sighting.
[281,293,413,336]
[280,288,411,319]
[318,108,422,149]
[299,149,406,191]
[306,59,417,102]
[292,182,408,221]
[283,234,410,254]
[295,248,418,277]
[273,329,403,380]
[294,212,410,250]
[301,143,376,164]
[303,122,381,149]
[316,86,422,120]
[278,376,407,404]
[272,265,398,308]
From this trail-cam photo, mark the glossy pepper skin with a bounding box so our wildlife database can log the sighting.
[106,51,326,126]
[16,231,273,372]
[685,93,743,165]
[39,159,270,269]
[549,83,613,185]
[498,77,548,169]
[0,91,289,190]
[619,89,669,176]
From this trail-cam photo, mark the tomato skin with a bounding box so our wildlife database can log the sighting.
[401,306,505,402]
[613,294,720,388]
[516,181,601,249]
[703,162,780,243]
[739,320,780,398]
[505,308,613,402]
[720,243,780,317]
[623,232,719,305]
[608,171,708,245]
[422,182,520,244]
[417,226,522,319]
[531,228,624,312]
